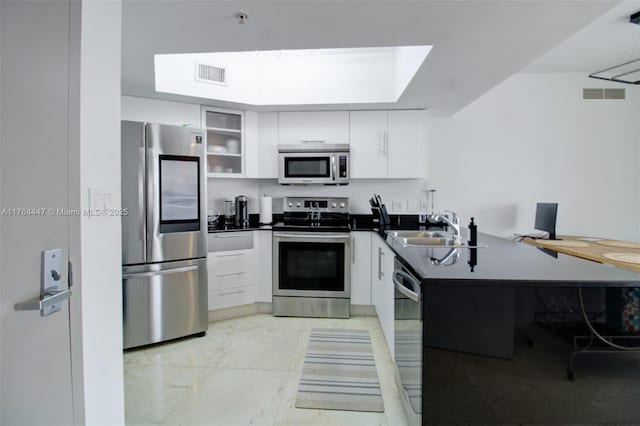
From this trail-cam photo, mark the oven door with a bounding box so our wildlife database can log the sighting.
[278,152,336,184]
[273,232,351,298]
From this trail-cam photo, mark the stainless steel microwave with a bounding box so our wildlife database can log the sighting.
[278,143,349,185]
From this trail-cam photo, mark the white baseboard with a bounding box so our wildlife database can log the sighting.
[208,303,375,323]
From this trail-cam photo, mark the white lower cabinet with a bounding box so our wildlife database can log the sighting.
[255,230,273,303]
[371,233,395,358]
[350,232,372,305]
[208,285,256,311]
[207,231,257,310]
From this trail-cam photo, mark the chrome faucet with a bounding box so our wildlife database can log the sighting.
[427,210,461,243]
[430,247,460,266]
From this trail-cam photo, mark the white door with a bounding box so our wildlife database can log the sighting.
[1,1,75,424]
[349,111,388,178]
[387,110,428,178]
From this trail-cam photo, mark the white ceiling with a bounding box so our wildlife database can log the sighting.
[525,0,640,73]
[122,0,619,114]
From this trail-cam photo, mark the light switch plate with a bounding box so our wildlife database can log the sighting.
[391,200,404,212]
[42,248,64,316]
[89,187,113,209]
[407,199,418,213]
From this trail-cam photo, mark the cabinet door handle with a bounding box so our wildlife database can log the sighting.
[218,289,246,296]
[378,247,384,280]
[383,131,388,156]
[216,271,245,277]
[215,253,245,258]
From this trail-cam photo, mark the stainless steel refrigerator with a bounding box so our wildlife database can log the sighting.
[121,121,208,349]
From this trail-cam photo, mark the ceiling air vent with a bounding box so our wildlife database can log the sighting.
[604,88,625,99]
[582,88,625,100]
[195,63,227,85]
[582,88,604,100]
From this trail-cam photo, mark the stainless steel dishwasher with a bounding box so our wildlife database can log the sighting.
[393,257,422,426]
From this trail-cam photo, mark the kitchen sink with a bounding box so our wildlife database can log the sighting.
[399,237,459,246]
[387,230,485,248]
[387,230,448,239]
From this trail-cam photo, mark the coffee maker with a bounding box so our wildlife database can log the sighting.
[235,195,249,228]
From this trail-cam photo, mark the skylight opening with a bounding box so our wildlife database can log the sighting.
[154,45,431,105]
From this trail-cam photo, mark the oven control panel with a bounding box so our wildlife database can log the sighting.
[283,197,349,213]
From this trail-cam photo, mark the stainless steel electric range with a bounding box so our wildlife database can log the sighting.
[272,196,351,318]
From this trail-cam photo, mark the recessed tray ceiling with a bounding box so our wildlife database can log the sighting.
[155,46,431,105]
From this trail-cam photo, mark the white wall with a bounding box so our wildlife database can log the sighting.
[428,73,640,240]
[122,95,200,127]
[75,1,125,424]
[258,179,430,215]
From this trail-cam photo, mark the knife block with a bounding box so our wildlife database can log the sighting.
[371,205,391,227]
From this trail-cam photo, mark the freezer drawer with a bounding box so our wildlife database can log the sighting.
[123,258,208,349]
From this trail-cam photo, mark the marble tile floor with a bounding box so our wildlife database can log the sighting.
[124,314,409,426]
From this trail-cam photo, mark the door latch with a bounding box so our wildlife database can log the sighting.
[14,249,71,316]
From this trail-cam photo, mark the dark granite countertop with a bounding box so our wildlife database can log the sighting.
[208,214,275,233]
[383,231,640,287]
[208,224,272,233]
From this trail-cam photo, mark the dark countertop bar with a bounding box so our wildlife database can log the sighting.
[384,231,640,287]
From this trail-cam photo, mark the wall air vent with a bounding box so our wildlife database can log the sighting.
[582,88,625,100]
[195,63,227,85]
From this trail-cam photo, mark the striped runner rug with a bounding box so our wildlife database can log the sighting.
[295,328,384,412]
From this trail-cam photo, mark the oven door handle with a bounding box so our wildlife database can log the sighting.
[274,233,351,240]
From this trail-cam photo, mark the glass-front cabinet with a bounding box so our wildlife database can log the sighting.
[202,107,244,177]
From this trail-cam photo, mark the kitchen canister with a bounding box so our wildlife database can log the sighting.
[259,195,272,225]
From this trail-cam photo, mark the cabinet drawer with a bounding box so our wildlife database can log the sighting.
[210,268,253,290]
[208,285,255,310]
[208,232,254,252]
[209,251,252,274]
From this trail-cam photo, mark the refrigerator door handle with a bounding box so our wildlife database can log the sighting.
[138,146,146,248]
[123,265,198,279]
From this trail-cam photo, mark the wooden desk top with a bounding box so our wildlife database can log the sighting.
[523,236,640,273]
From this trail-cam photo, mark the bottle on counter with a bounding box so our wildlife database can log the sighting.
[468,217,477,246]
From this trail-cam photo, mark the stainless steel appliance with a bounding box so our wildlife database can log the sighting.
[235,195,248,228]
[272,197,351,318]
[393,257,422,426]
[121,121,208,349]
[278,143,349,185]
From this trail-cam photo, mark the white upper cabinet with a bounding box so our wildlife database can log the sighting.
[245,112,278,179]
[349,111,388,178]
[350,109,427,179]
[202,106,245,177]
[278,111,349,145]
[387,110,427,178]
